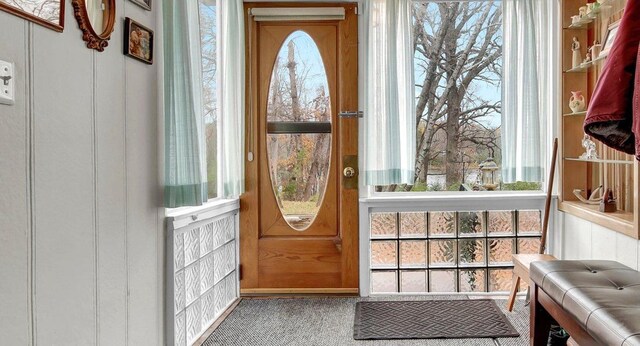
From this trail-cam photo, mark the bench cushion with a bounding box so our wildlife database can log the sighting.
[530,260,640,346]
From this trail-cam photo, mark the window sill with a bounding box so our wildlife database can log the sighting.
[361,191,549,202]
[360,192,555,210]
[166,198,240,230]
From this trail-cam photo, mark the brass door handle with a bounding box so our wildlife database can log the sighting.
[343,167,356,178]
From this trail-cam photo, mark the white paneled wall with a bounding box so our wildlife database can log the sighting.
[0,1,162,344]
[167,203,240,346]
[556,212,640,270]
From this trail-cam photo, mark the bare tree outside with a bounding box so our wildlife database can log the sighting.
[383,0,510,192]
[2,0,61,23]
[198,1,218,198]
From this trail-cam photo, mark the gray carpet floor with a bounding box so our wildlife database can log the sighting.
[202,296,529,346]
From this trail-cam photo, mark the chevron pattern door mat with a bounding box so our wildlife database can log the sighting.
[353,299,520,340]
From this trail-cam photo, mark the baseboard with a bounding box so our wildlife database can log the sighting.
[194,298,242,346]
[241,288,359,295]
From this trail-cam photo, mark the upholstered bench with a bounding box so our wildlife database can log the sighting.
[529,260,640,346]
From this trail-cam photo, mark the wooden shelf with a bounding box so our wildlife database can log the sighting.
[564,157,634,165]
[559,201,635,238]
[563,111,587,117]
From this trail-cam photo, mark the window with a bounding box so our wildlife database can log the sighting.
[381,0,541,192]
[369,209,543,293]
[198,0,218,199]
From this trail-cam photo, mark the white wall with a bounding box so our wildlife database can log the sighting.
[0,1,163,345]
[555,212,640,270]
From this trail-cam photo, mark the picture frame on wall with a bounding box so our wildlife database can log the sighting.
[124,18,154,65]
[599,20,621,58]
[0,0,65,32]
[128,0,150,11]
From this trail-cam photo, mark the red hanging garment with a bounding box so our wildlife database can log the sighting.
[584,0,640,159]
[635,43,640,158]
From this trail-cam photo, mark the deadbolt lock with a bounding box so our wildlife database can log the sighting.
[342,155,358,190]
[343,167,356,178]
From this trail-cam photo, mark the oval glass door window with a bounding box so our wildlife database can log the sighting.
[266,31,332,231]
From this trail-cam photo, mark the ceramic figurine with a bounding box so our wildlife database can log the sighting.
[585,50,592,63]
[590,40,602,59]
[572,37,582,68]
[570,91,587,113]
[571,15,581,24]
[579,134,599,160]
[579,6,587,17]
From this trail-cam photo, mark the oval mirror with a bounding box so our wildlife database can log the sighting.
[72,0,115,51]
[266,31,332,231]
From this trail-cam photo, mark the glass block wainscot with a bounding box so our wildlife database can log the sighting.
[359,196,548,295]
[166,200,240,346]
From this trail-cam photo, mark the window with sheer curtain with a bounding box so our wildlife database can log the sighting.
[377,0,552,193]
[198,0,218,199]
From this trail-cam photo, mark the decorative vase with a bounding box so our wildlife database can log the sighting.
[586,2,600,17]
[569,91,586,113]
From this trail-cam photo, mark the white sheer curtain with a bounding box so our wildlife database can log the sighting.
[362,0,416,186]
[218,0,245,198]
[163,0,208,207]
[502,0,553,183]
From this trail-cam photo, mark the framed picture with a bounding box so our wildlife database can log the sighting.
[128,0,150,11]
[0,0,65,32]
[600,20,621,58]
[124,18,154,65]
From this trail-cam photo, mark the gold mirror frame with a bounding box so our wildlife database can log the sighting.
[71,0,115,51]
[0,1,65,32]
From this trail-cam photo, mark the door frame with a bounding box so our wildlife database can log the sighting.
[240,2,359,295]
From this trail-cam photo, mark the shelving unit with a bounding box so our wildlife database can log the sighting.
[559,0,639,239]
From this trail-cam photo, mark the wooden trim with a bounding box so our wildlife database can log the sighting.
[559,201,636,239]
[241,288,359,295]
[193,298,242,346]
[0,1,65,32]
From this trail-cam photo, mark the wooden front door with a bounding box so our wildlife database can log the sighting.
[241,3,359,294]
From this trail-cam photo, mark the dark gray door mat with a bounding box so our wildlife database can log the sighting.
[353,299,520,340]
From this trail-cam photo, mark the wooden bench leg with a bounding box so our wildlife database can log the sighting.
[506,274,520,312]
[530,284,552,346]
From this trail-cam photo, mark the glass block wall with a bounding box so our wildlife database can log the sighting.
[170,213,238,346]
[370,210,542,294]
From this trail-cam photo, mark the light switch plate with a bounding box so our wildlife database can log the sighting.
[0,60,15,105]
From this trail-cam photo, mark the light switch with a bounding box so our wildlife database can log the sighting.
[0,60,15,105]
